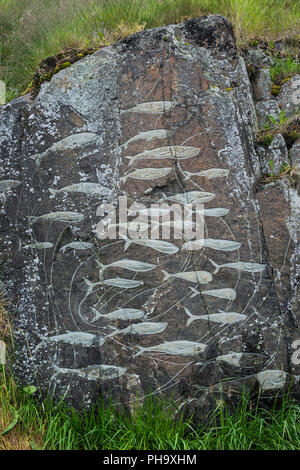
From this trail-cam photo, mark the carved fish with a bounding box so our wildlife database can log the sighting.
[195,352,269,368]
[25,242,53,249]
[109,322,167,337]
[124,238,179,254]
[128,207,173,217]
[256,370,287,391]
[125,146,200,166]
[209,258,266,274]
[122,129,172,149]
[99,222,150,234]
[183,168,229,180]
[189,287,236,300]
[135,340,207,357]
[215,353,246,367]
[162,270,212,284]
[91,307,145,322]
[53,364,127,381]
[182,238,241,252]
[33,132,99,166]
[203,208,229,217]
[184,306,247,326]
[155,220,196,230]
[0,179,21,192]
[49,182,109,196]
[84,277,143,294]
[60,242,94,253]
[121,167,172,183]
[97,259,156,273]
[37,331,105,350]
[159,191,215,204]
[216,352,268,368]
[121,101,173,114]
[28,211,84,224]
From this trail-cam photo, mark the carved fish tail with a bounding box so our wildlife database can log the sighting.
[161,270,170,281]
[124,240,132,251]
[48,188,57,196]
[189,287,199,298]
[84,278,94,294]
[96,260,106,271]
[208,258,220,274]
[134,346,145,357]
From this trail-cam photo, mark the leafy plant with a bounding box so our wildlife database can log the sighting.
[261,161,292,184]
[279,162,290,173]
[268,159,275,175]
[270,56,300,85]
[1,406,19,436]
[23,385,37,395]
[264,110,288,130]
[268,114,278,126]
[279,109,288,125]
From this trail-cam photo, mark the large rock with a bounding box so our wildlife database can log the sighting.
[277,75,300,118]
[0,15,299,411]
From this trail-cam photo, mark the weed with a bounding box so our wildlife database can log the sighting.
[263,110,288,130]
[261,133,274,147]
[268,159,275,175]
[260,160,293,184]
[270,56,300,85]
[258,110,300,147]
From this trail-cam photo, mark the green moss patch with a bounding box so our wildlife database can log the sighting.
[23,47,100,98]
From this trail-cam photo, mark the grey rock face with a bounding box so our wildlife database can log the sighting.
[291,138,300,193]
[0,15,299,411]
[257,134,288,174]
[255,100,281,128]
[243,48,274,68]
[277,75,300,118]
[252,68,273,101]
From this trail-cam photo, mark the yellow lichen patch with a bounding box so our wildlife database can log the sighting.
[281,77,292,84]
[60,61,71,69]
[271,84,281,96]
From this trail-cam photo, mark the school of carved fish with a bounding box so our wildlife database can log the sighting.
[24,99,270,392]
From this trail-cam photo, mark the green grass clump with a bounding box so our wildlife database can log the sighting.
[0,0,299,99]
[1,366,300,450]
[260,133,274,147]
[270,56,300,85]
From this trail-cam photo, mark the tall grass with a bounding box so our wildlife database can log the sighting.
[0,0,299,98]
[1,366,300,450]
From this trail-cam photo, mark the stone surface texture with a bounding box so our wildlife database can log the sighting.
[252,68,273,101]
[257,133,288,174]
[277,75,300,118]
[0,15,299,412]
